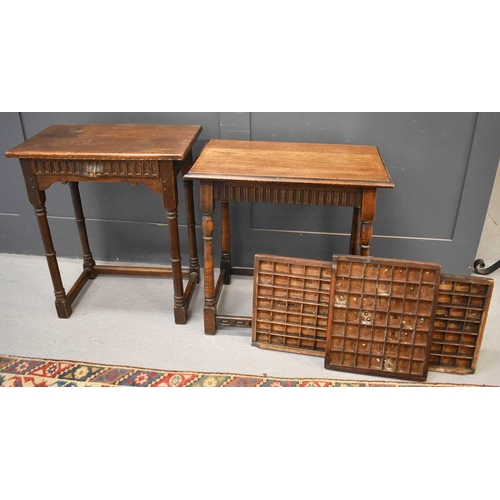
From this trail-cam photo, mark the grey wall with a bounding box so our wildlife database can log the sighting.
[1,112,499,275]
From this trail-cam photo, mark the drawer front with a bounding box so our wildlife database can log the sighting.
[213,181,362,207]
[32,159,160,179]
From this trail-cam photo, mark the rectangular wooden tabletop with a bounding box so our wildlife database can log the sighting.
[185,139,394,188]
[5,124,202,161]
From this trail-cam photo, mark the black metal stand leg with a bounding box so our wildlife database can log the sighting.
[473,258,500,275]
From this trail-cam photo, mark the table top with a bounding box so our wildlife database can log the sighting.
[185,139,394,188]
[5,124,202,161]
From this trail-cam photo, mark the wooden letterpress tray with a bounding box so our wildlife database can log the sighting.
[429,274,494,374]
[252,254,332,356]
[325,256,442,381]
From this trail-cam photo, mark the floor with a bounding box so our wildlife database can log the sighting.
[1,171,499,385]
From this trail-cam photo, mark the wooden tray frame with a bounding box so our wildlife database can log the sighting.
[324,255,442,381]
[252,254,493,379]
[429,273,494,374]
[252,254,332,357]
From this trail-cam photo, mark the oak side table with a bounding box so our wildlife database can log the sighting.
[184,139,394,334]
[5,124,202,324]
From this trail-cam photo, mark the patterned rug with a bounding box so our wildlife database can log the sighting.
[0,354,492,387]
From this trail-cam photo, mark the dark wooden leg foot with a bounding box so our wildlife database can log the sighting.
[69,182,96,279]
[350,206,361,255]
[204,306,216,335]
[174,305,188,325]
[221,200,231,284]
[183,172,201,283]
[54,298,72,318]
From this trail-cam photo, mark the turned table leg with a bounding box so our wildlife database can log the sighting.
[69,182,96,279]
[360,188,376,257]
[160,161,187,324]
[349,206,361,255]
[201,181,216,334]
[220,200,231,284]
[182,157,200,282]
[21,161,71,318]
[35,194,72,318]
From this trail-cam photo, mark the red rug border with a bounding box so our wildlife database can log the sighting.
[1,353,496,387]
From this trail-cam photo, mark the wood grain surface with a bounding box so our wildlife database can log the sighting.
[185,140,394,187]
[5,124,202,160]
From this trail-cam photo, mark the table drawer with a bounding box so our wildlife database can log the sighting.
[213,181,362,206]
[31,158,160,178]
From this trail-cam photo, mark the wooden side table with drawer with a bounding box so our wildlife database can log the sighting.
[5,124,202,324]
[184,139,394,334]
